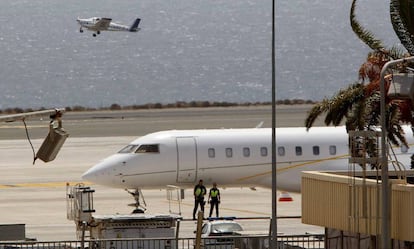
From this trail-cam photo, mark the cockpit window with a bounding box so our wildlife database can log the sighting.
[118,145,139,153]
[135,144,159,153]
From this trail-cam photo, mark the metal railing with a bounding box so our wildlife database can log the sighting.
[0,234,324,249]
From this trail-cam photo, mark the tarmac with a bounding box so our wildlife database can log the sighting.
[0,105,326,241]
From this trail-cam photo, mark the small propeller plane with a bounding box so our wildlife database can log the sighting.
[76,17,141,37]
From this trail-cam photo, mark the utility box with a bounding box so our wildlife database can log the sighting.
[0,224,26,241]
[36,124,69,162]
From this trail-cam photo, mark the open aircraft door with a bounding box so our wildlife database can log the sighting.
[176,137,197,183]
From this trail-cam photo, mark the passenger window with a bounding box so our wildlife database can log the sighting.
[135,144,159,153]
[295,146,302,156]
[277,146,285,156]
[313,146,320,155]
[260,147,268,157]
[329,145,336,155]
[118,145,138,153]
[243,147,250,157]
[208,148,215,158]
[226,148,233,158]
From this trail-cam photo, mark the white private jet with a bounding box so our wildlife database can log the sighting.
[76,17,141,37]
[82,126,414,210]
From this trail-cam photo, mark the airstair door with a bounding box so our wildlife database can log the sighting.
[176,137,197,183]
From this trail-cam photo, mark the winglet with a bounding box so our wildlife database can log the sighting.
[129,18,141,32]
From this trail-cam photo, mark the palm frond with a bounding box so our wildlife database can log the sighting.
[350,0,384,51]
[305,83,365,130]
[384,102,408,147]
[388,45,406,60]
[390,0,414,55]
[352,100,366,130]
[364,92,381,126]
[305,99,330,129]
[324,83,365,126]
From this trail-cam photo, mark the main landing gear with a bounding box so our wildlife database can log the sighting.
[79,27,101,37]
[125,188,147,213]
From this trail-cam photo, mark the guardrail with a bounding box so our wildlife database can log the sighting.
[0,234,324,249]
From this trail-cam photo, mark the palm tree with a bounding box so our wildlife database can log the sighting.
[305,0,414,167]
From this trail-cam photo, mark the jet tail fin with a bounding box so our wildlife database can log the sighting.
[129,18,141,32]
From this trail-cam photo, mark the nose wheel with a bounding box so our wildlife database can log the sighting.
[125,188,147,213]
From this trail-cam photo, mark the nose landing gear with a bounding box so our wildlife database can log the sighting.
[125,188,147,213]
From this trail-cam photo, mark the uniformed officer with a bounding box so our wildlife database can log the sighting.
[193,179,207,220]
[208,182,221,217]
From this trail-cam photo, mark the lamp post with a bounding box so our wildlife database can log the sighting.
[379,56,414,249]
[271,0,277,248]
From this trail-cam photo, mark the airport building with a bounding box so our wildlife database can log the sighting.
[301,129,414,248]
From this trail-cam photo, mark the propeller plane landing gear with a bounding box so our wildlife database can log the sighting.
[92,31,100,37]
[125,188,147,214]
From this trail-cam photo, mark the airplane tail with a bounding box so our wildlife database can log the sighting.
[129,18,141,32]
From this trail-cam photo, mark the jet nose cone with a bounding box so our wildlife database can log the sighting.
[81,167,97,182]
[82,164,110,185]
[82,160,112,184]
[81,154,129,187]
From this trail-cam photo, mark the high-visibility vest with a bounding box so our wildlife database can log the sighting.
[195,187,205,197]
[211,189,219,198]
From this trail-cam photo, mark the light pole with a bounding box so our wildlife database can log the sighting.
[271,0,277,248]
[379,56,414,249]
